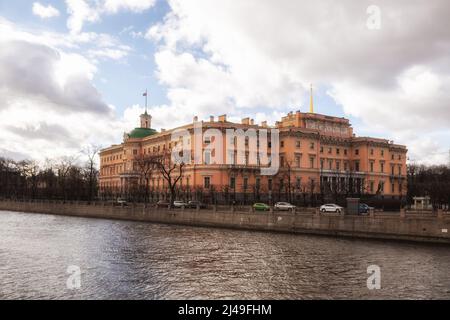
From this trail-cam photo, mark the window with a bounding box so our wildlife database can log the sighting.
[296,177,301,189]
[370,162,374,172]
[204,177,211,189]
[370,149,374,156]
[204,136,211,144]
[398,165,402,175]
[256,177,261,190]
[398,155,401,160]
[295,155,301,168]
[279,178,284,190]
[355,149,359,156]
[391,183,395,193]
[228,151,235,165]
[280,155,285,167]
[336,148,340,155]
[133,149,138,155]
[320,159,324,169]
[310,156,315,169]
[380,181,385,193]
[268,178,273,191]
[328,147,332,154]
[328,160,333,170]
[230,177,236,189]
[280,141,284,148]
[243,177,248,190]
[344,161,348,171]
[296,141,301,148]
[320,146,324,153]
[336,161,340,171]
[355,161,360,172]
[310,142,315,150]
[370,181,374,193]
[391,154,394,160]
[344,149,347,156]
[381,149,384,157]
[204,150,211,164]
[391,165,395,175]
[380,162,384,173]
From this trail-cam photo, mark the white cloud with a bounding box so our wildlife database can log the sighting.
[65,0,156,34]
[32,2,60,19]
[145,0,450,164]
[66,0,100,35]
[103,0,156,14]
[88,46,132,60]
[0,19,133,162]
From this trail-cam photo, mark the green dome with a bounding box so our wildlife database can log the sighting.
[128,127,157,139]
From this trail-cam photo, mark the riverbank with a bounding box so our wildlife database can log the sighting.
[1,199,449,244]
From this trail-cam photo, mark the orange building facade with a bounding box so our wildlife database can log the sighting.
[99,110,407,205]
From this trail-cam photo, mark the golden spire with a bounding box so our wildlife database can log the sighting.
[309,83,314,113]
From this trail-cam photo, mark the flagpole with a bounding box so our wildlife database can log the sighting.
[145,89,148,113]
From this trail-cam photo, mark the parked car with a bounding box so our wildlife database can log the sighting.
[320,203,344,214]
[114,198,128,206]
[359,203,374,215]
[173,201,188,208]
[274,202,296,211]
[253,203,270,211]
[156,200,170,208]
[188,201,207,209]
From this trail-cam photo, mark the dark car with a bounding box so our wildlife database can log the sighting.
[188,201,207,209]
[156,200,170,208]
[113,198,128,206]
[359,203,374,214]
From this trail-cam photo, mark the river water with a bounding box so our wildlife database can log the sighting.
[1,210,450,299]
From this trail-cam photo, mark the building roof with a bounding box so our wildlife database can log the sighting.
[128,127,157,139]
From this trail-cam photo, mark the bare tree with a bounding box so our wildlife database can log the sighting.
[56,156,77,200]
[134,153,155,203]
[82,144,102,202]
[145,150,185,208]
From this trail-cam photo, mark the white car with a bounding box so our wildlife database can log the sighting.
[320,204,344,213]
[173,201,188,208]
[274,202,296,211]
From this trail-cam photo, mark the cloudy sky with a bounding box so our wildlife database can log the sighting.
[0,0,449,164]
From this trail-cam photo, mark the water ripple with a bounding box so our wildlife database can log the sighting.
[1,210,450,299]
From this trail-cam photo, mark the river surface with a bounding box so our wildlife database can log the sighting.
[1,210,450,299]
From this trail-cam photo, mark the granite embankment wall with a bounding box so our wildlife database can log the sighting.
[1,200,450,244]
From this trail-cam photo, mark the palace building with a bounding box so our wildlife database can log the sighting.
[99,106,407,205]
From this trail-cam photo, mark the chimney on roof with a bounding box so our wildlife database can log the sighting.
[241,117,250,125]
[193,116,198,122]
[210,115,214,122]
[218,114,227,122]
